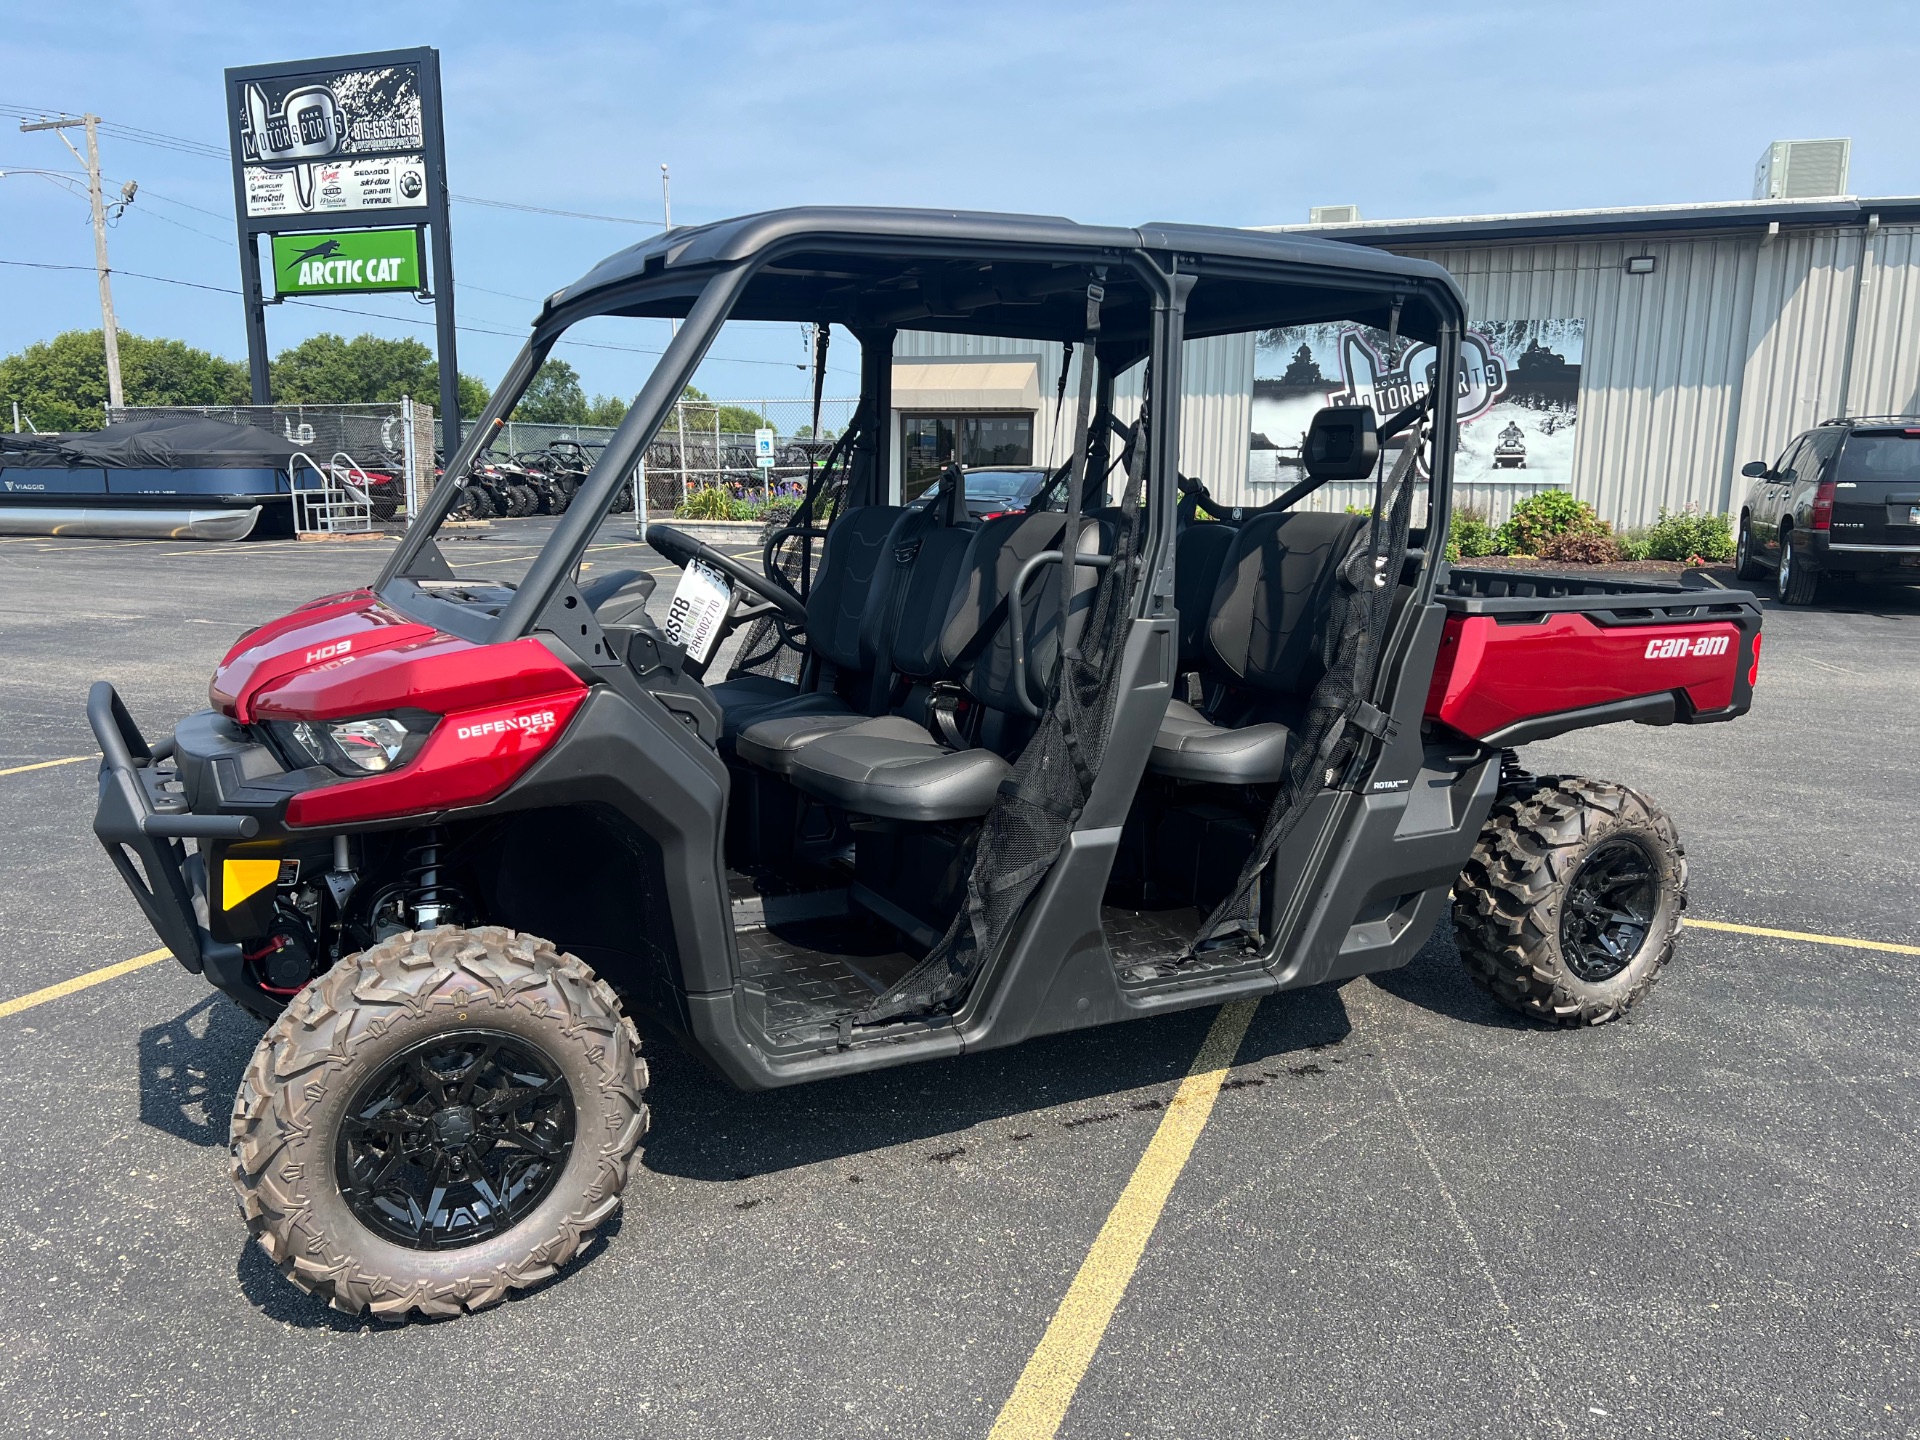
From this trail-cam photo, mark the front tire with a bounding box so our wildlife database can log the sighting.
[1777,531,1819,605]
[1734,515,1766,580]
[1453,775,1687,1026]
[229,927,648,1319]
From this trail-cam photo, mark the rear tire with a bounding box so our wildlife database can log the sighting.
[1734,516,1766,580]
[452,484,496,521]
[1453,774,1687,1026]
[1777,531,1819,605]
[229,926,648,1319]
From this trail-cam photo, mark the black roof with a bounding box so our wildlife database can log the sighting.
[0,416,306,470]
[537,206,1464,345]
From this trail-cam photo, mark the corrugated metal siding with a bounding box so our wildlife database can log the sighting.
[1730,227,1863,474]
[1845,224,1920,419]
[1404,236,1760,526]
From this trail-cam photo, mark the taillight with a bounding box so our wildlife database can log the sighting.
[1811,480,1836,531]
[1748,632,1762,688]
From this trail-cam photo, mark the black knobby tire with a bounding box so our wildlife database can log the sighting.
[1453,775,1688,1026]
[1777,531,1819,605]
[230,927,648,1318]
[452,483,497,521]
[1734,516,1766,580]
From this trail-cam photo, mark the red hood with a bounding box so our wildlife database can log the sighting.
[211,591,447,721]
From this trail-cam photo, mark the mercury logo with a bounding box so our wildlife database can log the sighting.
[304,639,352,665]
[456,710,557,742]
[1644,634,1730,660]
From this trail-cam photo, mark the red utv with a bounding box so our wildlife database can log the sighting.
[90,208,1761,1318]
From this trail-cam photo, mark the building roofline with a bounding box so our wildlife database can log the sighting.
[1261,195,1920,247]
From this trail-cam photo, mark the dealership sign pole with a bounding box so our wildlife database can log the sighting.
[224,47,462,449]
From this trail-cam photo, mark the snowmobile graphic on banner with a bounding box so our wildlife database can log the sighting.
[1251,319,1583,492]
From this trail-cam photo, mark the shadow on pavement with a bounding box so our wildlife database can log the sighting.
[1365,923,1534,1031]
[639,982,1353,1184]
[138,995,262,1147]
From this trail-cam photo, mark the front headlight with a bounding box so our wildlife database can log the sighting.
[272,713,436,775]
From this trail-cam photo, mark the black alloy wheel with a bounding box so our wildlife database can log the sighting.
[335,1029,576,1250]
[1557,836,1658,983]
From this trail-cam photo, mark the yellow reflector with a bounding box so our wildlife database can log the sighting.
[222,858,281,911]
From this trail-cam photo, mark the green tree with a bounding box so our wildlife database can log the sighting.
[514,358,588,424]
[681,384,768,435]
[584,393,629,427]
[0,329,248,430]
[269,331,490,416]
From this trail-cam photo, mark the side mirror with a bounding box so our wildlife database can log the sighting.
[1740,460,1769,479]
[1303,405,1381,481]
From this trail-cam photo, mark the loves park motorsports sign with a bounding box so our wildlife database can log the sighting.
[270,228,423,296]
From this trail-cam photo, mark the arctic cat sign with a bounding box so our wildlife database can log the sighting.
[270,228,423,296]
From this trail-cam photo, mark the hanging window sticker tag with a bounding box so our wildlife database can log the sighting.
[663,559,732,663]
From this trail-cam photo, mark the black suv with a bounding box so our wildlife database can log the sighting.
[1736,417,1920,604]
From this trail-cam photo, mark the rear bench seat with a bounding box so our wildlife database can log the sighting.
[1147,510,1362,785]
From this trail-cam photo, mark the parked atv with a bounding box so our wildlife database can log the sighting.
[90,208,1761,1320]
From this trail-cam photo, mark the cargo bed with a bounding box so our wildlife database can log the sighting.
[1426,566,1762,745]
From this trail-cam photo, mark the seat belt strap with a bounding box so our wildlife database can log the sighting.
[1058,283,1102,662]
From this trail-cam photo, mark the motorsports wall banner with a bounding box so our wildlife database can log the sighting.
[226,47,463,444]
[1252,319,1584,490]
[269,228,425,296]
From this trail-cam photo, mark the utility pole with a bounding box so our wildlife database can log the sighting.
[21,114,124,410]
[662,164,677,339]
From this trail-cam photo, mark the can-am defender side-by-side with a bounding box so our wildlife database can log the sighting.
[89,209,1762,1317]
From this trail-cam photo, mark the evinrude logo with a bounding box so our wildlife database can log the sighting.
[304,639,353,665]
[456,710,557,742]
[1644,635,1730,660]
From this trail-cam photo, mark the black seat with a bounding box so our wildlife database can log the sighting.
[781,511,1108,822]
[734,488,977,775]
[706,503,902,743]
[1148,511,1362,785]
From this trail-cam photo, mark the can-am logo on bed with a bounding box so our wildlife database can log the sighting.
[1252,319,1584,492]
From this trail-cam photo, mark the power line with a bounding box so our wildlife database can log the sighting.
[0,102,666,226]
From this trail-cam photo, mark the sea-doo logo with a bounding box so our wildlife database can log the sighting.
[304,639,353,664]
[1644,634,1730,660]
[456,710,557,742]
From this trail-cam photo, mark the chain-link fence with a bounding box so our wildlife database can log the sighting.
[110,401,435,518]
[458,397,859,512]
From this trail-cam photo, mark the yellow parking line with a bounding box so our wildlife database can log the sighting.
[988,999,1259,1440]
[0,949,171,1021]
[0,755,90,778]
[1683,917,1920,956]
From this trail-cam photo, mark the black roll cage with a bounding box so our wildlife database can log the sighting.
[376,209,1467,647]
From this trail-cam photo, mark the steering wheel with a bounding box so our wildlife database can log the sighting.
[644,522,808,627]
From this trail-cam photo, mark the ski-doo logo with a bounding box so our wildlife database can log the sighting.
[455,710,557,742]
[304,639,353,665]
[1644,634,1730,660]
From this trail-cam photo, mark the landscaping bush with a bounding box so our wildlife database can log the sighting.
[1642,505,1735,563]
[676,486,744,521]
[1446,507,1501,563]
[1614,527,1653,561]
[1497,488,1606,555]
[1538,529,1625,564]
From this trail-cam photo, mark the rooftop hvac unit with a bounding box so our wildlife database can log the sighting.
[1752,139,1851,200]
[1309,204,1362,224]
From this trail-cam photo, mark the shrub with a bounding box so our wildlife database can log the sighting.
[1538,529,1625,565]
[1642,505,1735,563]
[1497,488,1605,555]
[1615,527,1653,561]
[676,486,742,520]
[1448,507,1502,561]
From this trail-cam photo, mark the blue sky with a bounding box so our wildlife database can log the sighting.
[3,0,1916,406]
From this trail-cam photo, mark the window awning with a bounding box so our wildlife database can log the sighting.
[891,359,1041,412]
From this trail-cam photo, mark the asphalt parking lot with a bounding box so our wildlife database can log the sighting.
[0,523,1916,1439]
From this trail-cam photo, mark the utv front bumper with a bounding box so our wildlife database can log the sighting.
[88,681,315,1019]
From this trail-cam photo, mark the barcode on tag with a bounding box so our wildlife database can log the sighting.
[663,560,732,663]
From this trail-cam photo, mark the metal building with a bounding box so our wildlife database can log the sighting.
[890,184,1920,527]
